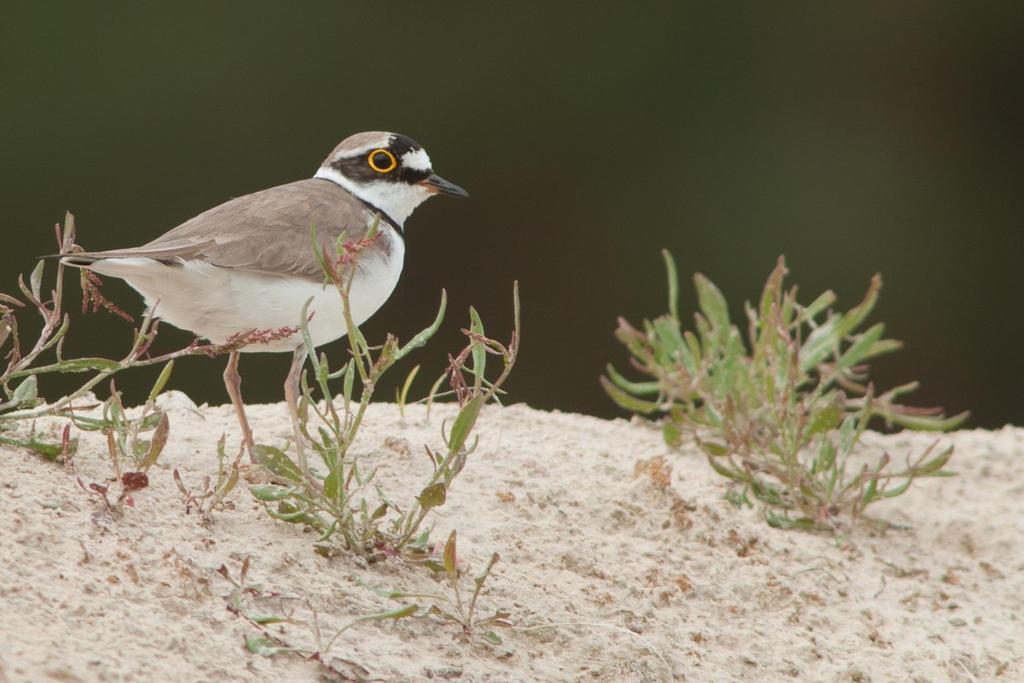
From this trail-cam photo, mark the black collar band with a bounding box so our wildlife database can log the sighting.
[314,176,404,237]
[357,198,403,237]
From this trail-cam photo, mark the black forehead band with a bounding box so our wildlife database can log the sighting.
[387,134,423,158]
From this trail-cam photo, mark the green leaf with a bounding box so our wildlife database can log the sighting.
[835,323,885,371]
[807,397,842,438]
[443,529,458,581]
[693,273,730,328]
[397,364,420,414]
[448,395,483,453]
[148,360,175,403]
[682,331,702,373]
[915,444,955,475]
[765,511,815,530]
[875,477,913,500]
[652,316,685,356]
[138,411,164,431]
[358,604,419,622]
[799,317,840,372]
[801,289,836,322]
[299,297,319,375]
[395,290,447,361]
[316,519,339,543]
[347,316,370,358]
[244,635,288,657]
[247,614,293,625]
[249,484,296,502]
[310,223,331,280]
[802,282,880,372]
[0,434,73,461]
[837,415,857,455]
[837,274,881,338]
[698,440,730,457]
[469,306,486,383]
[661,249,679,321]
[342,358,355,402]
[140,411,169,470]
[865,339,903,359]
[11,376,38,405]
[418,482,447,510]
[599,376,660,414]
[267,501,324,528]
[662,419,683,448]
[705,453,743,481]
[724,488,752,509]
[757,257,787,324]
[604,363,660,396]
[29,261,45,302]
[366,214,383,239]
[861,471,879,503]
[481,631,503,645]
[324,471,342,502]
[882,410,969,432]
[813,438,837,477]
[253,445,304,483]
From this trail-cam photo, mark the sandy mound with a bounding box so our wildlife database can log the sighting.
[1,396,1021,682]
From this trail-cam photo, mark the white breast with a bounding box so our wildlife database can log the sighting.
[84,226,405,353]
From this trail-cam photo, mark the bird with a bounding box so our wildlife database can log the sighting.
[62,131,468,465]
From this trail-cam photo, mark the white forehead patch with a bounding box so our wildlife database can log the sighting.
[401,148,432,172]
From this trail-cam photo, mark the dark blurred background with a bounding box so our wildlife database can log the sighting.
[2,3,1021,426]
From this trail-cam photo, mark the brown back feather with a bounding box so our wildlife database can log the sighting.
[77,179,383,281]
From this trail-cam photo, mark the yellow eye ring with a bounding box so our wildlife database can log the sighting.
[368,148,397,173]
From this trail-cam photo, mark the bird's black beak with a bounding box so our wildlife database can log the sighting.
[420,173,469,198]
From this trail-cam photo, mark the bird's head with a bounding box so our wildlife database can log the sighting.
[314,131,468,227]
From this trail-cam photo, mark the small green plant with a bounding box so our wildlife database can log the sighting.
[603,251,966,531]
[250,223,520,557]
[173,434,241,517]
[228,528,507,671]
[359,530,508,645]
[221,547,505,679]
[74,370,173,514]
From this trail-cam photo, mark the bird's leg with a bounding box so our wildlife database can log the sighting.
[223,350,256,463]
[284,346,309,473]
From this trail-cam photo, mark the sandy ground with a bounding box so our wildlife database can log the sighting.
[1,394,1021,682]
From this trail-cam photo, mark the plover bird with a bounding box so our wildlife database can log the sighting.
[64,131,467,461]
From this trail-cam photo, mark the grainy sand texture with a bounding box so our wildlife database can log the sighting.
[1,395,1021,682]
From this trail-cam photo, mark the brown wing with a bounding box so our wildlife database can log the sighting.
[73,179,376,281]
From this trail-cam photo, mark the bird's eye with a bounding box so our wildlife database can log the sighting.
[368,149,397,173]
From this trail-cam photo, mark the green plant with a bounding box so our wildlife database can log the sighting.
[603,251,966,531]
[233,539,504,669]
[173,434,241,518]
[73,369,173,514]
[356,530,508,646]
[221,546,505,679]
[250,224,520,557]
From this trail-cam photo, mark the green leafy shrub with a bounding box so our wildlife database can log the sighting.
[250,223,520,557]
[604,251,966,531]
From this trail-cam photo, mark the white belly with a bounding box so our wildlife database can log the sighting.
[84,231,405,353]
